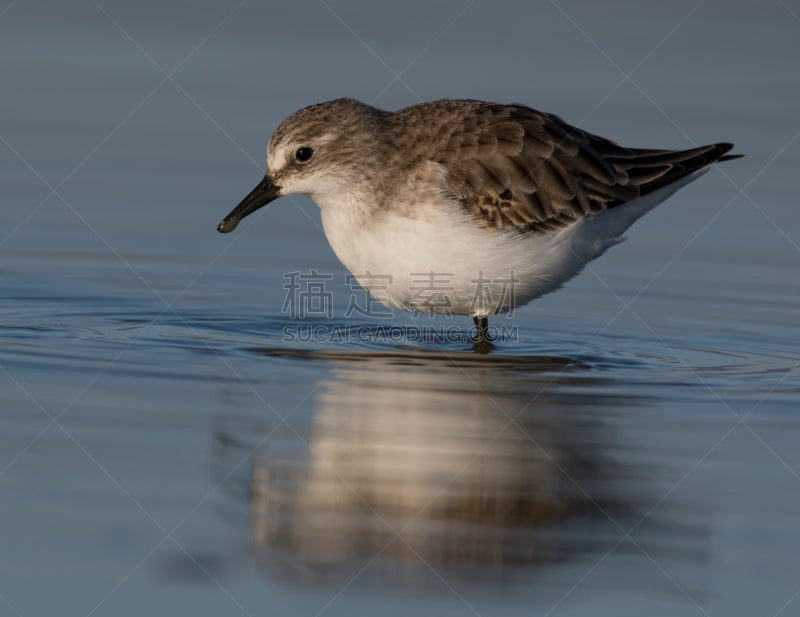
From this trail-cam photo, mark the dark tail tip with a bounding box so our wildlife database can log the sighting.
[714,142,744,162]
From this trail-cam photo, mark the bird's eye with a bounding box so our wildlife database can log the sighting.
[295,147,314,163]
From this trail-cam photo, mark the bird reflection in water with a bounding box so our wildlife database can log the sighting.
[215,351,707,595]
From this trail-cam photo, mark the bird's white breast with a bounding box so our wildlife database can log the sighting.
[315,168,707,317]
[318,169,705,317]
[318,194,606,317]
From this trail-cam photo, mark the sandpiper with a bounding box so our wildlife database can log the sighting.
[218,98,740,342]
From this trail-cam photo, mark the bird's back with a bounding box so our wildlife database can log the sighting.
[385,99,740,235]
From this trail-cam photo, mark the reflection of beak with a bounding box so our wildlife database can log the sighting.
[217,174,280,233]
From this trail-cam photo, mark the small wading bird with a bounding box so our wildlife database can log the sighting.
[218,98,740,345]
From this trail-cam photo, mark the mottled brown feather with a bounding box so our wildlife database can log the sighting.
[385,99,739,234]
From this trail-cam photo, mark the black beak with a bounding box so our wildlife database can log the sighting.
[217,174,280,233]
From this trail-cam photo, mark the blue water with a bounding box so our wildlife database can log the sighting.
[2,1,799,616]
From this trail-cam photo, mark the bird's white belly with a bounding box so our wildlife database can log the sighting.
[320,203,602,317]
[316,174,702,317]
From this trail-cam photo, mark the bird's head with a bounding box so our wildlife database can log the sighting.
[217,98,385,233]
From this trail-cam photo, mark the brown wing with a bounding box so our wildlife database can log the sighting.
[431,102,740,234]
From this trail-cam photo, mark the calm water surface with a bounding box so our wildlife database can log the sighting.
[2,2,799,616]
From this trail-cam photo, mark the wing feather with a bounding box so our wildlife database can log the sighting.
[412,101,738,233]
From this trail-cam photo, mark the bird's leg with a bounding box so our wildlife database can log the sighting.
[473,316,490,342]
[471,316,495,353]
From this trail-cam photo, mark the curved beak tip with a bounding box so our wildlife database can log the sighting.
[217,174,278,235]
[217,218,237,233]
